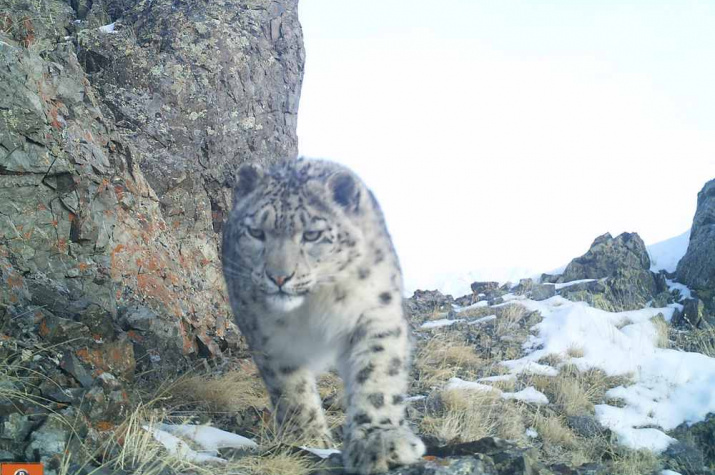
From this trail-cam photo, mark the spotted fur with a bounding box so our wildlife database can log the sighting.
[222,158,425,473]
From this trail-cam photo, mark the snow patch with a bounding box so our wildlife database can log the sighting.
[445,377,497,393]
[98,22,117,33]
[647,231,690,273]
[491,296,715,453]
[300,446,341,459]
[420,318,463,329]
[554,279,596,290]
[143,424,257,464]
[501,387,549,405]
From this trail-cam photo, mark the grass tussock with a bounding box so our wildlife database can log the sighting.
[651,314,670,348]
[421,388,526,444]
[168,360,269,412]
[671,321,715,357]
[494,304,528,336]
[608,447,661,475]
[414,333,485,392]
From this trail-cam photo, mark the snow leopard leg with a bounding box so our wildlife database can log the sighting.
[254,355,333,447]
[341,314,425,474]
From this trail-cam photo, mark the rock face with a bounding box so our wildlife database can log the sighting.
[0,0,303,465]
[1,0,302,366]
[677,179,715,313]
[558,232,659,311]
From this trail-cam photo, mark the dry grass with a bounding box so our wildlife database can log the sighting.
[651,314,670,348]
[494,304,527,336]
[608,447,661,475]
[531,412,577,449]
[672,321,715,357]
[229,451,315,475]
[58,398,319,475]
[168,360,269,412]
[421,388,526,444]
[566,345,585,358]
[414,333,485,392]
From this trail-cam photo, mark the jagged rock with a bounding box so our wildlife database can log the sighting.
[677,179,715,313]
[60,351,95,388]
[566,415,607,439]
[1,0,303,462]
[404,290,455,324]
[531,284,556,301]
[1,413,33,441]
[559,233,658,311]
[672,298,712,328]
[471,282,500,294]
[562,232,651,280]
[24,414,70,462]
[426,438,553,475]
[668,412,715,470]
[513,278,534,295]
[662,441,708,475]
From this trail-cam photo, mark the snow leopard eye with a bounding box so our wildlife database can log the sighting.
[303,230,322,242]
[247,227,265,241]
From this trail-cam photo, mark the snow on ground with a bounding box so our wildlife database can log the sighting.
[98,22,117,33]
[666,278,692,300]
[491,294,715,453]
[468,315,496,325]
[420,318,465,329]
[144,424,257,464]
[647,230,690,273]
[446,378,548,404]
[300,447,341,458]
[454,300,489,312]
[501,387,549,405]
[420,314,496,329]
[143,425,228,464]
[554,279,596,290]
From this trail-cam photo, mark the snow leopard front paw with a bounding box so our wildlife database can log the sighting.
[343,426,425,474]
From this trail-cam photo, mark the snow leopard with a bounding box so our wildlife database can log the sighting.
[221,158,425,473]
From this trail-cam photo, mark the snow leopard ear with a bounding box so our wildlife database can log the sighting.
[233,163,264,199]
[328,171,362,213]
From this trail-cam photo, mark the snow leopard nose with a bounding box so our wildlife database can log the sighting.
[267,271,294,288]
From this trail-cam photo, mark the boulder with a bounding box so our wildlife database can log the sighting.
[672,298,713,328]
[668,413,715,474]
[404,290,455,324]
[559,233,658,311]
[531,284,556,301]
[562,232,651,281]
[471,282,501,294]
[677,179,715,314]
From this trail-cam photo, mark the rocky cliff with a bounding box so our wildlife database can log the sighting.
[0,0,303,463]
[677,179,715,315]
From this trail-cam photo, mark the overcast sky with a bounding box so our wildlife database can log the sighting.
[297,0,715,296]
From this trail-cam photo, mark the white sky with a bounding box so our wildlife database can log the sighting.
[297,0,715,296]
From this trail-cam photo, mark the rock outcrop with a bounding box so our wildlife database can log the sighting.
[0,0,303,466]
[677,179,715,314]
[557,232,661,311]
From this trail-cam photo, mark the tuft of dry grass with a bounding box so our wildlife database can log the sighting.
[414,333,485,392]
[420,388,526,444]
[608,447,661,475]
[229,450,315,475]
[566,345,585,358]
[651,314,670,348]
[494,304,527,336]
[527,364,633,418]
[531,412,577,448]
[168,360,269,413]
[671,321,715,357]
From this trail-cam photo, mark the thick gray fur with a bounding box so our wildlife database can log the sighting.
[222,158,425,473]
